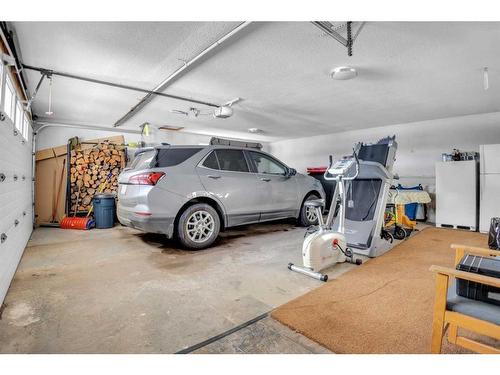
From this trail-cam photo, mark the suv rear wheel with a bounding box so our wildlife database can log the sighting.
[177,203,220,249]
[298,194,321,226]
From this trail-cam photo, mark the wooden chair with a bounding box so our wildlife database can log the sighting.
[429,244,500,354]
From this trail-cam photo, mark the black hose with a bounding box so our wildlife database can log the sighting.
[335,242,350,257]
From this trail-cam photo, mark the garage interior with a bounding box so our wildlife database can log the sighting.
[0,20,499,355]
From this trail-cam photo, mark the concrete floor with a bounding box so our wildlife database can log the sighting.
[0,220,369,353]
[193,317,331,354]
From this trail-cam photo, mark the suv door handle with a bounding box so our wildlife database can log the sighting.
[208,175,221,179]
[260,177,271,182]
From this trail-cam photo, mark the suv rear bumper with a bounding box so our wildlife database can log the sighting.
[117,205,175,238]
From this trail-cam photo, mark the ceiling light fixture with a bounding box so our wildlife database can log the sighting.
[140,122,151,136]
[330,66,357,80]
[248,128,263,134]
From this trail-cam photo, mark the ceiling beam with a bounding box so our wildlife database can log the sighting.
[34,120,142,134]
[312,21,348,46]
[22,64,220,108]
[112,21,253,127]
[311,21,366,56]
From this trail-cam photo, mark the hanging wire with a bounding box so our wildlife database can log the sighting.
[45,76,54,115]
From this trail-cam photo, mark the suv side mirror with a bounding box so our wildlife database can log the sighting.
[287,168,297,177]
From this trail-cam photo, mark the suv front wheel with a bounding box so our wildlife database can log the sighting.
[177,203,221,249]
[298,194,321,227]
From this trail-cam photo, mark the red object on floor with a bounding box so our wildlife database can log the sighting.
[60,217,95,230]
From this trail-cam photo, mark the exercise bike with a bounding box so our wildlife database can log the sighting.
[288,149,363,282]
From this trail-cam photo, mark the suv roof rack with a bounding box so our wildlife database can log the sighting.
[210,137,262,150]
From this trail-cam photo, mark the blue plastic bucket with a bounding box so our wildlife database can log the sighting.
[405,203,419,220]
[93,193,116,229]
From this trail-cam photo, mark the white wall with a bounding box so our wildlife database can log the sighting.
[35,126,215,167]
[0,118,33,305]
[36,125,269,154]
[269,112,500,222]
[35,127,142,151]
[35,126,215,151]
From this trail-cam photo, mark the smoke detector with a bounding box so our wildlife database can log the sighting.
[248,128,263,134]
[330,66,357,80]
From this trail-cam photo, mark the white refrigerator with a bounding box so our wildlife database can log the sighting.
[435,160,478,231]
[479,144,500,233]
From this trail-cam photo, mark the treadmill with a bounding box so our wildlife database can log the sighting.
[333,136,398,257]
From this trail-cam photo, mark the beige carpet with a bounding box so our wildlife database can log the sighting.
[272,227,498,353]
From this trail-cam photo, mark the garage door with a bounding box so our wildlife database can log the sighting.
[0,58,33,305]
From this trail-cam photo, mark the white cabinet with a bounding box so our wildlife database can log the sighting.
[435,161,478,231]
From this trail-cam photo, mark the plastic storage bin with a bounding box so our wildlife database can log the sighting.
[405,203,418,220]
[93,193,116,229]
[456,254,500,306]
[394,183,423,221]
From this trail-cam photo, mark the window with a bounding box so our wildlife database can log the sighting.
[130,150,156,170]
[15,101,23,134]
[154,148,202,168]
[215,149,249,173]
[202,151,220,170]
[3,75,15,120]
[23,115,30,140]
[248,151,287,175]
[1,70,30,141]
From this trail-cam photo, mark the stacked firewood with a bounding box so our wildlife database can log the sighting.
[69,141,125,213]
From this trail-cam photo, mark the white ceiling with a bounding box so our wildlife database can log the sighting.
[12,21,500,141]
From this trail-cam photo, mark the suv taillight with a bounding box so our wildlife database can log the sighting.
[128,172,165,185]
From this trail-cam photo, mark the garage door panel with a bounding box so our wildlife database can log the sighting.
[0,116,33,305]
[0,210,32,303]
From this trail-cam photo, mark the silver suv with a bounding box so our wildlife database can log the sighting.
[117,145,325,249]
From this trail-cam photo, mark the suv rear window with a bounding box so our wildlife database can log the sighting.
[202,151,220,170]
[130,150,155,170]
[154,148,202,168]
